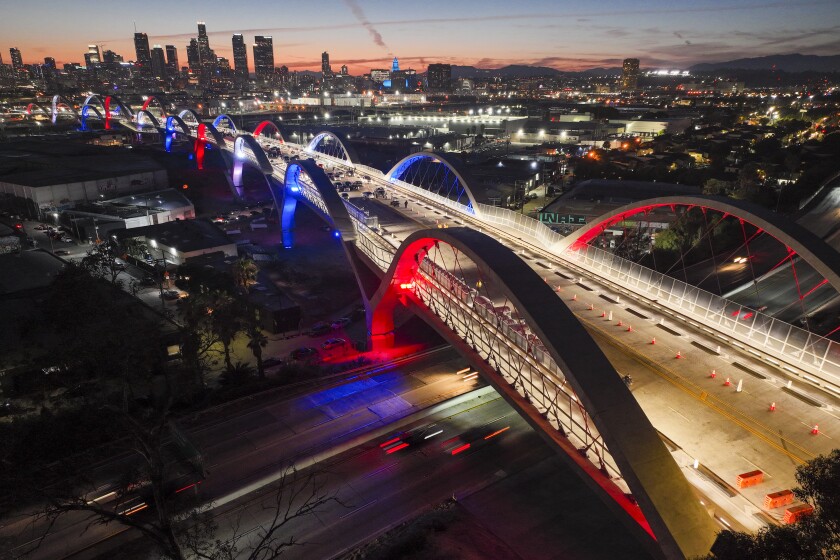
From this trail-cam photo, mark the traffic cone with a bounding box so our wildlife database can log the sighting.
[651,337,656,344]
[627,325,632,332]
[601,311,606,318]
[769,402,776,412]
[724,377,731,386]
[572,294,577,301]
[710,369,717,378]
[588,304,593,310]
[675,351,682,359]
[617,319,623,326]
[812,424,819,435]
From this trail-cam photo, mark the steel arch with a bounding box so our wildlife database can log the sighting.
[135,110,161,129]
[51,95,78,124]
[164,114,191,136]
[252,120,284,142]
[141,95,167,117]
[385,151,480,214]
[197,122,227,147]
[370,227,718,560]
[177,108,202,128]
[305,130,360,164]
[560,195,840,293]
[212,114,238,135]
[26,102,50,116]
[282,158,357,248]
[79,105,103,130]
[104,95,134,119]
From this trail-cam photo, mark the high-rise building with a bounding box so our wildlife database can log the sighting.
[186,39,200,71]
[134,32,152,69]
[150,45,167,79]
[197,22,211,57]
[253,36,274,79]
[232,34,248,78]
[370,68,390,84]
[86,45,101,64]
[165,45,179,75]
[321,51,331,77]
[43,57,56,69]
[9,47,23,71]
[621,58,640,91]
[102,50,122,64]
[427,63,452,91]
[340,64,348,76]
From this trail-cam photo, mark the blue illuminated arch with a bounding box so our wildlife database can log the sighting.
[385,151,479,214]
[164,115,191,136]
[178,108,202,128]
[79,105,103,130]
[212,114,238,135]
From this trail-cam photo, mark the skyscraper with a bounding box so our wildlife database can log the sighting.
[9,47,23,71]
[197,22,212,57]
[253,36,274,79]
[87,45,101,64]
[427,63,452,91]
[134,33,152,69]
[186,39,200,71]
[321,51,331,76]
[43,57,56,70]
[232,34,248,78]
[165,45,179,75]
[621,58,640,91]
[340,64,348,76]
[150,45,167,79]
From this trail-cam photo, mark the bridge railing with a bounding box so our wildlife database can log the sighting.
[567,243,840,392]
[475,203,565,252]
[412,255,624,487]
[351,221,397,271]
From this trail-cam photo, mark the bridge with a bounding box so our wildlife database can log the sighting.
[32,99,840,558]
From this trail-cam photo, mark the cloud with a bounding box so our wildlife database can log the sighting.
[342,0,390,52]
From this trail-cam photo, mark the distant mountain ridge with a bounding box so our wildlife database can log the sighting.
[690,54,840,73]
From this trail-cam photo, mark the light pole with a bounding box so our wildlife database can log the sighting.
[149,238,166,309]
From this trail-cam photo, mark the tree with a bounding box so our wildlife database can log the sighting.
[180,293,221,386]
[232,258,258,294]
[79,240,124,286]
[208,291,244,373]
[707,450,840,559]
[245,316,269,379]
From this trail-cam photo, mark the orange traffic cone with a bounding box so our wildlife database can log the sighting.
[675,351,682,359]
[627,325,632,332]
[769,402,776,412]
[572,294,577,301]
[724,377,731,386]
[812,424,819,435]
[617,320,623,326]
[650,337,656,344]
[710,369,717,378]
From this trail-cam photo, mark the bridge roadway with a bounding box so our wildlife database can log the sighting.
[346,191,839,521]
[234,140,840,523]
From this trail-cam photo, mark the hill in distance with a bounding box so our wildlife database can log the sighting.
[690,54,840,73]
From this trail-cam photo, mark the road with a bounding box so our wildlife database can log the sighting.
[3,347,481,560]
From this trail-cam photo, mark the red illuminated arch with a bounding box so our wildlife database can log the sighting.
[252,120,284,142]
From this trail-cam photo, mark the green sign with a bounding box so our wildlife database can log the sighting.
[539,213,586,225]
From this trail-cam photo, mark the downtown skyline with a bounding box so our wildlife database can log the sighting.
[3,0,840,74]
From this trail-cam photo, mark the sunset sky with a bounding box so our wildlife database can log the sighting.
[3,0,839,73]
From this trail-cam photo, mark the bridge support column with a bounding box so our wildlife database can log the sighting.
[369,285,399,351]
[231,159,245,199]
[280,191,298,249]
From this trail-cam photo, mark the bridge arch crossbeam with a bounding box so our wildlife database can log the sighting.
[252,120,284,143]
[26,102,50,117]
[385,151,479,216]
[164,114,191,136]
[104,95,134,120]
[177,108,202,130]
[135,109,161,129]
[50,95,78,124]
[79,105,103,130]
[304,130,360,165]
[370,228,718,560]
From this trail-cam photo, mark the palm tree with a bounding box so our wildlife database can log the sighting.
[232,258,258,294]
[209,291,243,373]
[246,323,268,379]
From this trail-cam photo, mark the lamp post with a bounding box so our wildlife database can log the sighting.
[149,238,166,309]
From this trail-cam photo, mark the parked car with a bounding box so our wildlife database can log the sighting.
[54,250,70,256]
[331,317,352,330]
[161,289,181,300]
[390,199,401,207]
[262,357,285,369]
[309,322,331,336]
[60,236,73,243]
[140,275,156,286]
[290,347,319,360]
[322,338,346,351]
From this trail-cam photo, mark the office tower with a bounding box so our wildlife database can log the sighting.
[197,22,211,54]
[232,34,248,78]
[340,64,348,76]
[102,50,122,63]
[165,45,179,75]
[321,51,331,76]
[187,39,200,71]
[86,45,101,64]
[150,45,167,78]
[43,57,56,69]
[9,47,23,71]
[427,63,452,91]
[253,36,274,78]
[621,58,640,91]
[134,32,152,69]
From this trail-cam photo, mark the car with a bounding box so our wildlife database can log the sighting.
[54,250,70,256]
[290,347,319,360]
[262,357,285,369]
[309,322,331,336]
[250,210,262,216]
[363,192,373,198]
[375,187,386,196]
[341,193,350,199]
[111,259,126,270]
[322,338,346,351]
[161,289,180,300]
[140,276,156,286]
[35,224,48,230]
[331,317,351,330]
[390,199,401,207]
[60,236,73,243]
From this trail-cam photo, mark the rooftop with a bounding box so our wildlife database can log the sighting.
[121,219,233,253]
[0,249,66,295]
[0,140,164,188]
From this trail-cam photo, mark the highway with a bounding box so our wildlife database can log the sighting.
[3,347,483,560]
